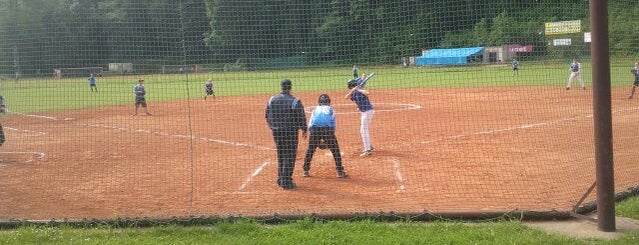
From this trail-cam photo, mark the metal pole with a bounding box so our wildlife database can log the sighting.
[589,0,615,232]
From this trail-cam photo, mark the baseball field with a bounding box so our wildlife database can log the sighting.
[1,60,638,220]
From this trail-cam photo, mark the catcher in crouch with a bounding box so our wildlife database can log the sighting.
[302,94,348,178]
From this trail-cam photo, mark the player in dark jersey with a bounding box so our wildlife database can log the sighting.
[346,78,375,157]
[204,79,215,100]
[628,62,639,99]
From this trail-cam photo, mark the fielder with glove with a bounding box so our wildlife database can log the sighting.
[302,94,348,178]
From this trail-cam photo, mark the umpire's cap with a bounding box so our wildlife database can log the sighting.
[281,79,292,91]
[318,94,331,106]
[347,78,359,89]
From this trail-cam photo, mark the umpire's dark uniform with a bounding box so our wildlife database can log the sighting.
[265,79,307,190]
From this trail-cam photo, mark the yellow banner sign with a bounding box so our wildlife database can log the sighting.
[545,20,581,35]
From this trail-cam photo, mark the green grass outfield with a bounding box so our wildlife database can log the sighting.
[1,58,637,114]
[0,195,637,244]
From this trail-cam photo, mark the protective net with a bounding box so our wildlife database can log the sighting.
[0,0,638,221]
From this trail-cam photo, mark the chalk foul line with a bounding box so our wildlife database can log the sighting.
[0,151,47,164]
[237,161,270,192]
[421,106,639,145]
[13,112,275,151]
[4,127,46,136]
[390,158,406,192]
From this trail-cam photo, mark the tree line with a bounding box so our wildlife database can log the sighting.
[0,0,636,76]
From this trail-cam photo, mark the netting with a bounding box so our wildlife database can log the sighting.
[0,0,638,221]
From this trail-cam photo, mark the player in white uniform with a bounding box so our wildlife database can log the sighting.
[566,59,585,90]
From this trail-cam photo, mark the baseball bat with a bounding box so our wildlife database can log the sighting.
[345,72,375,99]
[358,72,375,88]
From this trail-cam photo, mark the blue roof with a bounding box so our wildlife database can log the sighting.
[416,47,484,66]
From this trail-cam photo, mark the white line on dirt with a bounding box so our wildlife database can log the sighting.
[237,161,270,192]
[0,151,47,164]
[421,106,639,145]
[22,114,57,120]
[11,112,275,151]
[4,127,47,136]
[390,158,405,192]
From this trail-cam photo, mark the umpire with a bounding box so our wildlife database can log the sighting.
[265,79,307,190]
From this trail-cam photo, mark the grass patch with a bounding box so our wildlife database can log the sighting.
[2,213,639,245]
[1,59,636,114]
[0,220,595,245]
[617,194,639,220]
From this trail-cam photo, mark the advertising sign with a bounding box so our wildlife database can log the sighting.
[507,45,534,53]
[545,20,581,35]
[553,38,572,46]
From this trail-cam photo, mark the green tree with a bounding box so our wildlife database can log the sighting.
[488,12,513,46]
[609,3,639,56]
[180,0,213,64]
[472,19,489,47]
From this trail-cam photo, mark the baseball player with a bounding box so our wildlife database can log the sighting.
[345,78,374,157]
[352,65,359,78]
[0,123,4,146]
[0,95,6,113]
[512,58,519,76]
[133,79,152,116]
[88,73,98,92]
[628,61,639,99]
[204,79,215,100]
[302,94,348,178]
[0,96,5,146]
[566,59,585,90]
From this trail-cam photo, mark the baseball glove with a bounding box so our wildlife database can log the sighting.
[317,139,328,150]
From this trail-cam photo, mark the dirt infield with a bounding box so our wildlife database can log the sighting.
[1,86,638,220]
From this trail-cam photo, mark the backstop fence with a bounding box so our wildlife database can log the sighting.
[0,0,637,223]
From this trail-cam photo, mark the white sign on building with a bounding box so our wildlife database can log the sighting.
[553,38,572,46]
[584,32,591,43]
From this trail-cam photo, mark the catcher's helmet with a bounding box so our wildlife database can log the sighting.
[318,94,331,106]
[347,78,359,89]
